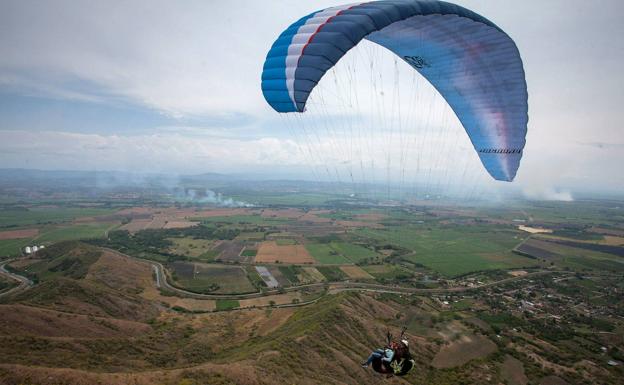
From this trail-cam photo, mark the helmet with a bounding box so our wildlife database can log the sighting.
[401,339,409,347]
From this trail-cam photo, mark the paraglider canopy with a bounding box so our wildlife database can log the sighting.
[261,0,528,182]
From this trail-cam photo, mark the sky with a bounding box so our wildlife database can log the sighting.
[0,0,623,199]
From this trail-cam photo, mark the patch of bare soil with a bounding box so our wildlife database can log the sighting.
[500,354,528,385]
[239,292,301,308]
[255,241,314,264]
[431,333,497,368]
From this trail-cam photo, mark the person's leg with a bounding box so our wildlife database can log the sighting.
[363,349,384,366]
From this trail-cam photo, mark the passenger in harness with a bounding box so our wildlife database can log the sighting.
[361,328,416,377]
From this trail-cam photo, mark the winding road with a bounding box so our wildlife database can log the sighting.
[0,260,33,298]
[104,248,565,300]
[1,248,569,310]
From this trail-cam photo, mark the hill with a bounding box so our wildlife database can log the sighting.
[0,241,621,384]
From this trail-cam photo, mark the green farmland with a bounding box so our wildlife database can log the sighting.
[356,225,536,277]
[0,207,115,228]
[305,242,378,264]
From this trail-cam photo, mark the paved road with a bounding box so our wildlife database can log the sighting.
[0,260,33,298]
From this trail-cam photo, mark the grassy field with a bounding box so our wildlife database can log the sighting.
[329,242,377,263]
[0,238,31,257]
[356,225,536,276]
[172,263,256,294]
[34,223,115,243]
[0,207,115,228]
[305,243,351,264]
[215,299,240,311]
[0,223,115,257]
[240,248,257,257]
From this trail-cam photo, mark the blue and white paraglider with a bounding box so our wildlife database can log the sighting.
[261,0,528,183]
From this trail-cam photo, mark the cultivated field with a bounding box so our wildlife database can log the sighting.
[0,229,39,240]
[255,241,314,264]
[167,237,215,260]
[357,225,536,276]
[340,265,374,279]
[171,262,255,294]
[305,243,351,264]
[213,240,246,262]
[300,267,326,283]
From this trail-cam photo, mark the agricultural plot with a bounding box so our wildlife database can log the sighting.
[235,232,265,241]
[339,265,374,279]
[238,292,302,308]
[255,266,279,288]
[240,248,257,257]
[162,220,198,229]
[515,238,560,259]
[213,240,246,263]
[305,243,351,264]
[363,264,413,280]
[269,266,291,286]
[316,266,347,281]
[277,265,301,284]
[167,237,215,260]
[516,238,624,272]
[261,208,303,219]
[255,241,314,264]
[0,207,115,228]
[35,223,115,243]
[0,238,31,256]
[300,267,326,283]
[171,262,255,294]
[195,215,290,226]
[0,229,39,240]
[356,225,535,277]
[329,242,377,263]
[119,219,152,233]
